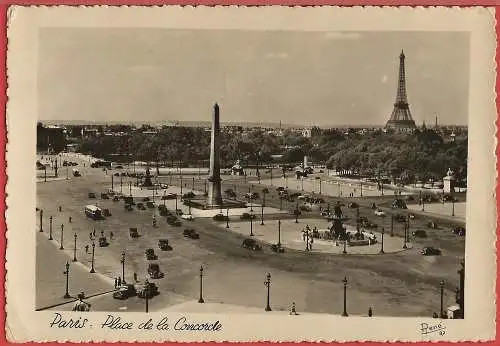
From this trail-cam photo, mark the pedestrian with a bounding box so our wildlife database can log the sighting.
[118,277,122,286]
[93,229,96,237]
[85,245,89,253]
[58,206,62,212]
[368,307,373,317]
[114,278,118,289]
[89,232,93,240]
[302,232,306,241]
[110,231,114,240]
[69,216,72,223]
[134,272,138,282]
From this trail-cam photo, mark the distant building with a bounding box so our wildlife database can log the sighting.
[37,123,66,153]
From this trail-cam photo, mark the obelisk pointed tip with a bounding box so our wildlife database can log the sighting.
[400,49,405,58]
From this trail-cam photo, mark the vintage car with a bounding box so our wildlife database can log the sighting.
[101,193,109,200]
[129,227,139,238]
[137,281,159,298]
[374,209,386,217]
[147,263,164,280]
[348,202,359,209]
[183,228,200,239]
[162,193,177,200]
[124,196,135,206]
[412,230,428,238]
[113,284,137,300]
[213,213,229,221]
[137,203,147,210]
[270,243,285,253]
[98,236,109,247]
[145,248,158,260]
[421,247,442,256]
[158,239,173,251]
[241,238,262,251]
[112,195,120,202]
[240,212,256,220]
[143,197,150,202]
[167,216,182,227]
[146,201,155,209]
[88,192,96,199]
[181,214,194,221]
[102,208,112,217]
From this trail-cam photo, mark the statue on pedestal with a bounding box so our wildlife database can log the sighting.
[143,167,153,187]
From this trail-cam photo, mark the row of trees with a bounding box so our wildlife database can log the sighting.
[74,126,467,182]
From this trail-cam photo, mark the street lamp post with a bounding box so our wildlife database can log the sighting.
[90,242,96,273]
[403,222,408,249]
[59,224,64,250]
[63,261,71,298]
[278,220,281,247]
[175,195,178,211]
[44,166,47,182]
[261,195,265,226]
[39,209,43,232]
[73,233,78,262]
[121,251,126,284]
[342,276,348,317]
[111,174,114,191]
[49,216,53,240]
[192,177,195,191]
[145,279,150,313]
[343,238,347,254]
[295,201,299,223]
[440,280,445,318]
[250,215,254,236]
[380,228,385,254]
[226,208,230,228]
[452,199,455,217]
[360,182,363,197]
[264,273,272,311]
[390,215,394,236]
[198,265,205,303]
[120,175,123,193]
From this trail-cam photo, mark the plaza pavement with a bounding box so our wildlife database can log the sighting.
[221,218,412,255]
[407,202,466,222]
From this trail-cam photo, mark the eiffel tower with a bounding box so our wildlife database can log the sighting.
[386,50,416,131]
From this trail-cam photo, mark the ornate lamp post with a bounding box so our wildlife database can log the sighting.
[73,233,78,262]
[360,181,363,197]
[39,209,43,232]
[319,178,322,195]
[175,195,178,211]
[440,280,445,318]
[192,176,195,191]
[380,228,385,254]
[111,174,114,191]
[59,224,64,250]
[49,216,53,240]
[342,276,348,317]
[145,279,150,313]
[403,221,408,249]
[277,220,281,247]
[261,197,265,226]
[390,215,394,237]
[226,208,230,228]
[264,273,272,311]
[452,198,455,217]
[44,166,47,182]
[63,261,71,298]
[90,242,96,273]
[250,214,254,237]
[295,201,299,223]
[198,265,205,303]
[121,251,126,284]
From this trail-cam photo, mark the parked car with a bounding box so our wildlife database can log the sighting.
[240,212,256,220]
[183,228,200,239]
[113,284,136,300]
[422,247,441,256]
[145,248,158,260]
[158,239,173,251]
[348,202,359,209]
[241,238,262,251]
[167,216,181,227]
[129,227,139,238]
[88,192,96,199]
[137,281,159,298]
[453,227,466,236]
[412,230,428,238]
[101,193,109,200]
[98,236,109,247]
[146,201,155,208]
[181,214,194,221]
[213,213,229,221]
[112,196,120,202]
[271,244,285,253]
[147,263,164,279]
[102,208,111,217]
[374,209,386,217]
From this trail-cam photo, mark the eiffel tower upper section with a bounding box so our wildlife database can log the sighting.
[386,50,417,131]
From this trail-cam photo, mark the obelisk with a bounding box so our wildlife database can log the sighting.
[207,103,223,206]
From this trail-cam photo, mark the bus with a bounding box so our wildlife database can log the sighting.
[85,205,102,220]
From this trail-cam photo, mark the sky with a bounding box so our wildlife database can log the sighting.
[38,29,470,126]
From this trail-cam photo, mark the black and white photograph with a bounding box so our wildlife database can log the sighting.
[5,6,497,343]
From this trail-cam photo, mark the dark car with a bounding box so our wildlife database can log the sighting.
[101,193,109,200]
[114,172,120,177]
[102,208,111,217]
[147,264,164,279]
[271,244,285,253]
[422,247,441,256]
[112,196,120,202]
[158,239,173,251]
[88,192,96,199]
[348,202,359,208]
[240,212,256,220]
[242,238,262,251]
[183,228,200,239]
[163,193,177,200]
[412,230,427,238]
[146,201,155,208]
[182,192,196,200]
[113,284,136,300]
[145,248,158,260]
[142,197,150,202]
[453,227,466,236]
[213,213,229,221]
[115,165,123,169]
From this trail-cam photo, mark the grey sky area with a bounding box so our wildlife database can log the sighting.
[38,29,469,126]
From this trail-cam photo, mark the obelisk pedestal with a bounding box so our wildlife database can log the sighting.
[207,103,223,206]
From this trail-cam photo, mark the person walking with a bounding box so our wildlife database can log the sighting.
[85,245,89,253]
[110,231,114,240]
[133,272,138,282]
[69,216,72,223]
[114,278,118,289]
[89,232,93,240]
[117,277,122,286]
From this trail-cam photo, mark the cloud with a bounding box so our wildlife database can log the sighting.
[323,32,362,40]
[264,52,289,59]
